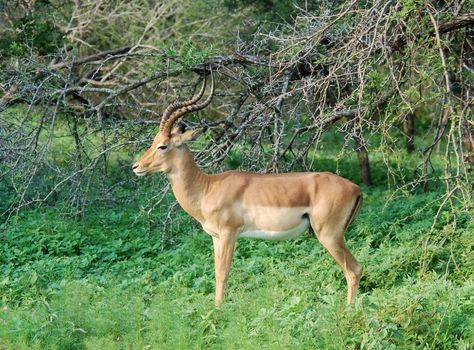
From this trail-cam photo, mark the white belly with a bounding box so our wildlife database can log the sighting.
[239,218,309,240]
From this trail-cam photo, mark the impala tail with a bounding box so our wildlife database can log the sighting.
[344,192,363,231]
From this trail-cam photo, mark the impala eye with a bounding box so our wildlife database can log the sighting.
[157,145,168,151]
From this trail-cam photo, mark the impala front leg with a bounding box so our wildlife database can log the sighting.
[212,234,236,307]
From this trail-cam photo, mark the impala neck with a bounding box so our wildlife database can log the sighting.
[167,145,209,222]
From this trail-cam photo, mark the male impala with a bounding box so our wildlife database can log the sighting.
[132,74,363,307]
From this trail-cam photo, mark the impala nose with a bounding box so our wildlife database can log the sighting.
[132,163,139,170]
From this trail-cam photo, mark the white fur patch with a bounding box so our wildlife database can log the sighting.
[239,217,309,240]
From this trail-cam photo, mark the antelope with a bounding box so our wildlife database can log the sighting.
[132,74,363,307]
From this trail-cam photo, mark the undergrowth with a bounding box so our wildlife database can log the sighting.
[0,185,472,349]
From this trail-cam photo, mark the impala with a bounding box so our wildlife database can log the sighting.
[132,74,363,307]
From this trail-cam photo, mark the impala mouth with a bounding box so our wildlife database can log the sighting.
[133,170,148,177]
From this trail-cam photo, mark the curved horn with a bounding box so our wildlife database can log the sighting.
[162,72,214,136]
[159,75,207,131]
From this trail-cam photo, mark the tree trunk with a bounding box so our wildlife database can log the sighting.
[462,120,474,162]
[353,128,373,186]
[356,147,373,186]
[404,113,415,153]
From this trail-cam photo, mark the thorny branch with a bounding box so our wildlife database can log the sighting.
[0,2,472,224]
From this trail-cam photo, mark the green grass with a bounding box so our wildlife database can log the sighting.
[1,110,473,348]
[0,186,472,349]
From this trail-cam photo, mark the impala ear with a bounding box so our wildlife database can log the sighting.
[171,127,206,146]
[178,122,187,134]
[171,122,187,135]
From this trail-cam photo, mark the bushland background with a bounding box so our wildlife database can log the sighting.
[0,0,473,349]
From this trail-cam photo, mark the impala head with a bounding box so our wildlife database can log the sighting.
[132,73,214,176]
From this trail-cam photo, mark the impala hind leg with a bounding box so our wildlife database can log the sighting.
[212,235,236,307]
[315,228,362,304]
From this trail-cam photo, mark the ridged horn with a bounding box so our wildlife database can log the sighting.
[162,72,214,136]
[159,75,207,131]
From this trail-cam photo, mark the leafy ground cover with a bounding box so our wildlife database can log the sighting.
[0,183,472,349]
